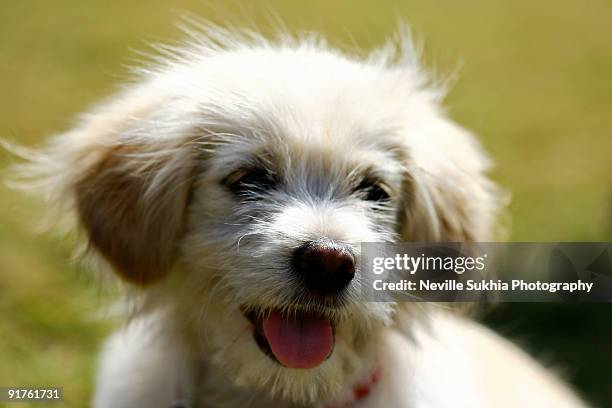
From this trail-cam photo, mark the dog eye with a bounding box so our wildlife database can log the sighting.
[354,179,392,202]
[223,168,276,196]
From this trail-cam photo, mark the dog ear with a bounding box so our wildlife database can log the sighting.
[399,125,503,243]
[75,139,197,285]
[21,90,200,286]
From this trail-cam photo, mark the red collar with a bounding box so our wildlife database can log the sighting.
[171,366,381,408]
[324,366,381,408]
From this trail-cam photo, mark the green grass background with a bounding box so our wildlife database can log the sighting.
[1,1,611,407]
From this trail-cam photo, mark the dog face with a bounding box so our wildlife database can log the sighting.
[177,105,406,402]
[29,27,500,405]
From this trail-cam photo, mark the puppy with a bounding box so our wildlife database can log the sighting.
[17,23,586,407]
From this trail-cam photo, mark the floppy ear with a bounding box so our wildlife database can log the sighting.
[75,139,197,285]
[399,124,503,243]
[18,89,200,286]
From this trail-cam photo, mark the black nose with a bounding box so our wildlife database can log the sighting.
[292,239,355,295]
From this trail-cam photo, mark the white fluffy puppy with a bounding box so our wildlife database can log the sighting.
[20,23,585,408]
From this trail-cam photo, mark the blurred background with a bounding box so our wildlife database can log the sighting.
[1,1,611,407]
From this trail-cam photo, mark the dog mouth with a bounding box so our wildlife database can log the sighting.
[241,306,335,369]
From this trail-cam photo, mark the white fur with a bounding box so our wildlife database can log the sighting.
[14,21,585,407]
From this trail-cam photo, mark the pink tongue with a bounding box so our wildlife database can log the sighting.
[262,311,334,369]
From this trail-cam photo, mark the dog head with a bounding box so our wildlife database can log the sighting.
[27,26,500,405]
